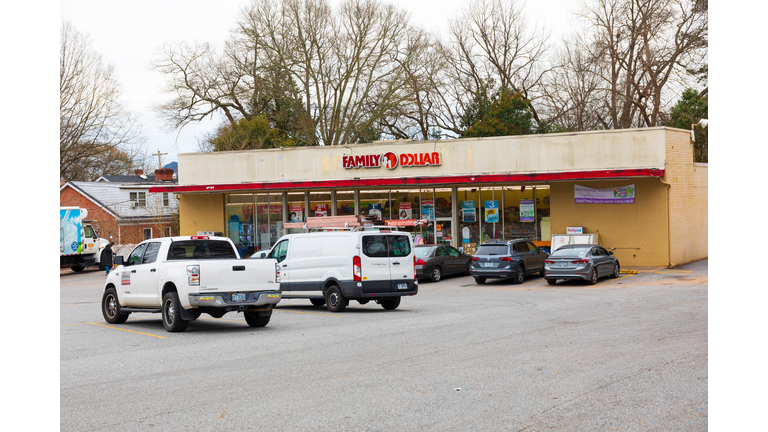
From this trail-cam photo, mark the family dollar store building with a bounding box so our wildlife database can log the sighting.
[150,127,707,267]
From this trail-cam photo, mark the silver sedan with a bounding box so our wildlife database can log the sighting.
[544,244,620,285]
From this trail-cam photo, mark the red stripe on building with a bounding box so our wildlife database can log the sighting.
[149,169,665,194]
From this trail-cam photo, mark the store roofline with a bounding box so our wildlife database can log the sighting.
[149,168,664,194]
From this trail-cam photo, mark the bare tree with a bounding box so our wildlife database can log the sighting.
[435,0,550,134]
[60,22,141,181]
[155,0,422,146]
[573,0,708,129]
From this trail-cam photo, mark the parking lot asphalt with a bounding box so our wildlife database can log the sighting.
[60,259,708,431]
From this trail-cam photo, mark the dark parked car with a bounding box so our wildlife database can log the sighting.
[415,245,473,281]
[471,239,549,284]
[543,244,620,285]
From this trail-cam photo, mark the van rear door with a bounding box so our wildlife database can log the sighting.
[360,234,391,293]
[387,234,414,291]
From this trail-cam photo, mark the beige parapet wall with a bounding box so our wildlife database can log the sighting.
[178,127,670,186]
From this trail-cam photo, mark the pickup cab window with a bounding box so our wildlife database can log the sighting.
[167,240,238,260]
[142,242,162,264]
[126,243,147,266]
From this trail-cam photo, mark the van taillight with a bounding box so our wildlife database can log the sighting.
[275,262,280,283]
[414,255,417,279]
[353,255,362,281]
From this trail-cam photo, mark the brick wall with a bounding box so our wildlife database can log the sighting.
[664,129,708,266]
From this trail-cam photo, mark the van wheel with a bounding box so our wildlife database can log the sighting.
[325,285,348,313]
[244,311,270,327]
[475,277,486,284]
[102,288,128,324]
[380,297,401,310]
[310,298,326,307]
[162,292,189,332]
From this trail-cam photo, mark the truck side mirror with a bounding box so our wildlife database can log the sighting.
[114,256,124,266]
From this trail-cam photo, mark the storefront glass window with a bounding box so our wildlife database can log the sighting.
[457,188,479,254]
[225,194,255,258]
[360,190,389,221]
[309,192,331,217]
[480,187,502,242]
[336,191,355,216]
[501,186,542,241]
[255,194,284,251]
[287,192,305,223]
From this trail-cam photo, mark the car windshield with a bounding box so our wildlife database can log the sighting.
[476,245,508,255]
[551,247,589,257]
[414,248,432,258]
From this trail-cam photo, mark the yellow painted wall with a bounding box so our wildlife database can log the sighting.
[665,130,708,266]
[550,178,669,266]
[178,194,225,236]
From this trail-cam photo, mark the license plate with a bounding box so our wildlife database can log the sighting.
[232,293,246,301]
[397,283,407,290]
[484,262,494,267]
[557,262,568,267]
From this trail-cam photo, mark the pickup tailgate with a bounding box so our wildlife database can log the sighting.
[200,259,277,293]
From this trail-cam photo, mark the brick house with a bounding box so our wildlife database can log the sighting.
[60,168,179,245]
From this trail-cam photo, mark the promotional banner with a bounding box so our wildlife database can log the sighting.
[574,184,635,204]
[60,208,82,254]
[315,204,328,217]
[398,202,412,219]
[520,200,534,222]
[368,203,382,219]
[461,201,476,222]
[421,200,434,220]
[484,200,499,223]
[289,205,303,222]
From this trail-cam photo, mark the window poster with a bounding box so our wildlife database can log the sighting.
[462,201,476,222]
[368,203,382,220]
[484,200,499,223]
[520,200,534,222]
[421,199,434,220]
[289,204,303,222]
[399,202,412,219]
[315,204,328,217]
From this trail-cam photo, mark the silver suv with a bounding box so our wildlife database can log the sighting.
[470,239,549,284]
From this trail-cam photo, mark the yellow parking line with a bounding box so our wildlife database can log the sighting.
[653,270,692,274]
[87,322,166,338]
[61,323,91,327]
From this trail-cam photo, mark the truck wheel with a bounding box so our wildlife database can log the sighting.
[310,298,326,307]
[102,288,128,324]
[379,297,401,310]
[72,264,86,272]
[244,311,270,327]
[162,292,189,332]
[325,285,348,313]
[98,263,106,271]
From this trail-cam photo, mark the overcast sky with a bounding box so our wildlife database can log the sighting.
[59,0,577,165]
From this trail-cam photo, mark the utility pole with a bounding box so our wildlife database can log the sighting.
[152,150,168,169]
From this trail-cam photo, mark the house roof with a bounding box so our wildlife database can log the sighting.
[60,183,120,219]
[61,181,178,219]
[96,174,178,184]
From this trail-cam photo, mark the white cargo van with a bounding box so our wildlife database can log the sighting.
[265,230,417,312]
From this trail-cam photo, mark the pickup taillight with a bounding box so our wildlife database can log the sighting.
[353,255,362,282]
[187,265,200,286]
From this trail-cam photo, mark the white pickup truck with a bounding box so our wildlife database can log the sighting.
[101,236,281,332]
